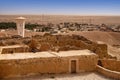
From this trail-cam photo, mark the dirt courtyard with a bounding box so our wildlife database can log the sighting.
[1,72,113,80]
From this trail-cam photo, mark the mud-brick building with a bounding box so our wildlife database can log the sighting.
[0,50,98,78]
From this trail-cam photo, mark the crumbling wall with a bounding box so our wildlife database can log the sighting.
[1,46,29,54]
[100,59,120,72]
[34,34,93,51]
[95,44,108,58]
[36,34,108,59]
[0,34,109,59]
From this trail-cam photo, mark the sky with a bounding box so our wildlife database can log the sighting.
[0,0,120,15]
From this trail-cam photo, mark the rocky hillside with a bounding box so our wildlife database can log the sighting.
[66,31,120,46]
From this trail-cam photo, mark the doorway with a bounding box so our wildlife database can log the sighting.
[71,60,77,73]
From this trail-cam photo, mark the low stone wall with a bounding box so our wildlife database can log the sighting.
[96,65,120,79]
[100,59,120,72]
[0,54,97,78]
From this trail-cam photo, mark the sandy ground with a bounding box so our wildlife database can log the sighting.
[1,72,113,80]
[67,31,120,46]
[108,45,120,60]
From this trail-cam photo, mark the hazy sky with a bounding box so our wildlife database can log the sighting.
[0,0,120,15]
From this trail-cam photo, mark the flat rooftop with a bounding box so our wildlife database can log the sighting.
[0,50,96,60]
[0,52,55,60]
[54,50,96,57]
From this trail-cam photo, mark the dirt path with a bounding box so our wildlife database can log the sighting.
[1,72,113,80]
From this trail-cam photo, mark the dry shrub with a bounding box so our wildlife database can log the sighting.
[29,38,39,52]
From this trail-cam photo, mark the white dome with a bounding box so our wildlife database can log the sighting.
[16,17,26,20]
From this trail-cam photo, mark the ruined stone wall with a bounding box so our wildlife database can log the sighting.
[35,34,109,59]
[0,55,97,78]
[1,47,29,54]
[95,44,108,58]
[100,59,120,72]
[36,35,108,59]
[0,34,109,59]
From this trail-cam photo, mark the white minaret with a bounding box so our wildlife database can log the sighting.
[15,17,26,37]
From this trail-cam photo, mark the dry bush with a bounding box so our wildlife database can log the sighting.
[29,38,39,52]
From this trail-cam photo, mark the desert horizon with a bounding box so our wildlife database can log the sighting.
[1,15,120,25]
